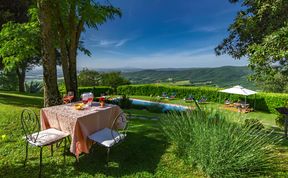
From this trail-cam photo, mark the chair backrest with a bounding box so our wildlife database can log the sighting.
[21,109,40,143]
[110,111,129,143]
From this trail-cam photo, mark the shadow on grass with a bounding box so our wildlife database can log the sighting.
[0,119,168,178]
[0,93,43,108]
[76,130,168,177]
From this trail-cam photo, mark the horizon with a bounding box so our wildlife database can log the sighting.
[76,0,248,69]
[30,65,249,73]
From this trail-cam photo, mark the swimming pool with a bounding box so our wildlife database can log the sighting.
[131,99,188,112]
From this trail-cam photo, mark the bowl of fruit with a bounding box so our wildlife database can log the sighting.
[74,103,85,110]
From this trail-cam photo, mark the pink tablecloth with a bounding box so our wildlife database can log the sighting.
[40,102,122,158]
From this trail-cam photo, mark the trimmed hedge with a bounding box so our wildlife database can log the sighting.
[60,86,113,97]
[78,86,113,97]
[117,84,288,114]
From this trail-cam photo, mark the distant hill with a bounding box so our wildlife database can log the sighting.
[122,66,257,89]
[26,66,257,89]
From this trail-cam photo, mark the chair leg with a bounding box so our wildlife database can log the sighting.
[39,147,43,178]
[24,142,29,166]
[64,138,67,165]
[51,144,53,157]
[106,147,110,166]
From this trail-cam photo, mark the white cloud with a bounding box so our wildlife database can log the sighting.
[88,38,130,48]
[115,39,129,47]
[190,26,224,33]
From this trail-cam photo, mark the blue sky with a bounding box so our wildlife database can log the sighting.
[78,0,248,69]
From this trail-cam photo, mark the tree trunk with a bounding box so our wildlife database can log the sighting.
[54,2,71,94]
[59,34,71,93]
[15,66,26,92]
[67,1,78,99]
[38,0,61,107]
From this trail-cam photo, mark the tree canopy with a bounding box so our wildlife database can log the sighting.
[77,68,130,90]
[36,0,121,106]
[0,8,40,71]
[215,0,288,92]
[0,0,31,27]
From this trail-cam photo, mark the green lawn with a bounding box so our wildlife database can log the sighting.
[0,91,196,178]
[129,95,278,127]
[0,91,287,177]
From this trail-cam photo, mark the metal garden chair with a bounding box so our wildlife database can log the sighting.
[88,111,129,164]
[21,109,69,177]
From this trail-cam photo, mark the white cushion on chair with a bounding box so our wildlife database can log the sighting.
[26,128,69,147]
[88,128,126,148]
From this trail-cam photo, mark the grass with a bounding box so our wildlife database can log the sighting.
[0,91,195,178]
[129,95,278,127]
[0,91,288,177]
[161,110,281,177]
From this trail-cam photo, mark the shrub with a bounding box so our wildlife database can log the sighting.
[25,81,43,93]
[117,84,288,114]
[160,109,280,177]
[78,86,113,97]
[78,68,101,87]
[113,95,132,109]
[101,72,130,91]
[244,119,265,130]
[275,114,285,128]
[60,86,113,97]
[146,103,164,113]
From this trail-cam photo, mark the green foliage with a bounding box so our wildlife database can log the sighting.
[216,0,288,93]
[146,103,164,113]
[160,109,280,177]
[0,91,195,177]
[149,96,165,103]
[216,0,288,59]
[113,95,132,109]
[117,84,288,114]
[59,85,112,98]
[275,114,285,128]
[248,25,288,93]
[77,69,130,92]
[25,81,43,93]
[0,70,18,90]
[77,86,113,98]
[77,68,101,87]
[244,118,264,130]
[101,72,130,91]
[0,0,31,28]
[0,8,40,71]
[117,84,219,101]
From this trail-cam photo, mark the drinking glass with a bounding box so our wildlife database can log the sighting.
[67,91,74,103]
[81,92,94,107]
[81,93,89,104]
[87,92,94,107]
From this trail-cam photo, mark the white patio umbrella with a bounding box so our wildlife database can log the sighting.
[219,85,257,106]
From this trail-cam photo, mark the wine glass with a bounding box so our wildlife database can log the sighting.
[81,93,89,105]
[67,91,74,103]
[87,92,94,107]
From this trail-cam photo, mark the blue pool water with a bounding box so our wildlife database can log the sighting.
[131,99,187,112]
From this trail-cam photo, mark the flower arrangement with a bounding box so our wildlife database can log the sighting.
[99,97,105,107]
[99,97,105,102]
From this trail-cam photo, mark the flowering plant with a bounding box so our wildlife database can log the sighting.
[99,97,105,102]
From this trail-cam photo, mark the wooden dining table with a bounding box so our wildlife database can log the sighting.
[40,102,123,158]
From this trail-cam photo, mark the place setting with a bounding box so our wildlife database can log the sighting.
[71,92,111,112]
